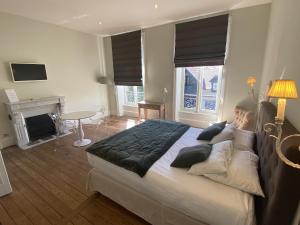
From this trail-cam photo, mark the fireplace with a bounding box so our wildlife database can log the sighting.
[25,114,57,142]
[5,96,68,150]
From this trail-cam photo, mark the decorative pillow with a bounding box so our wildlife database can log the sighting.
[197,121,227,141]
[233,128,255,152]
[210,123,235,144]
[188,140,233,175]
[205,150,265,197]
[171,144,212,168]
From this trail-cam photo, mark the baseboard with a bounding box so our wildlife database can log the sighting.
[1,136,16,149]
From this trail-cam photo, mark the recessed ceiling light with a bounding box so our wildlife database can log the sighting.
[154,3,158,9]
[98,21,102,25]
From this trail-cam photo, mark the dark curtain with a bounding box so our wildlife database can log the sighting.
[174,14,229,67]
[111,30,142,86]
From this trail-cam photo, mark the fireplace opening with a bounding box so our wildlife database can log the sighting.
[25,114,57,142]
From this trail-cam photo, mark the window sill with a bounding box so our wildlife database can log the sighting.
[123,104,138,108]
[178,110,217,116]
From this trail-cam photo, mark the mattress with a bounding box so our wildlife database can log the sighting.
[87,127,255,225]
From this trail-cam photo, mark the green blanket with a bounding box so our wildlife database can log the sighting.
[86,119,189,177]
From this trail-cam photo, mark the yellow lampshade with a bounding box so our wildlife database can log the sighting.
[268,79,298,99]
[247,76,256,87]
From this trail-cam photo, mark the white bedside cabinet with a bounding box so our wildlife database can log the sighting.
[0,142,12,197]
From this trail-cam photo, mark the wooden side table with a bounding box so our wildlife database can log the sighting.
[138,101,165,120]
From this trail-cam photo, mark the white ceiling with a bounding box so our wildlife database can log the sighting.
[0,0,271,35]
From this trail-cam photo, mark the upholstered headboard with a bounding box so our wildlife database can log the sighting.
[255,102,300,225]
[233,106,255,131]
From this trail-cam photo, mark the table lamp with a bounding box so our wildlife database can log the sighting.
[267,79,298,123]
[264,79,300,169]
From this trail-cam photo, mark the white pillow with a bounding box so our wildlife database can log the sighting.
[205,150,264,197]
[233,128,255,151]
[210,123,235,144]
[188,140,233,175]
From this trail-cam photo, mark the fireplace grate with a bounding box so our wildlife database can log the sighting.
[25,114,57,142]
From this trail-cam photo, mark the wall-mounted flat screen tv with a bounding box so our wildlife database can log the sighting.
[10,63,47,82]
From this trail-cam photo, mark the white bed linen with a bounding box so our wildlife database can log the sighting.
[87,127,255,225]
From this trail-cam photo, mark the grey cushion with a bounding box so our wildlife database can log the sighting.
[197,121,227,141]
[171,144,212,168]
[210,124,235,144]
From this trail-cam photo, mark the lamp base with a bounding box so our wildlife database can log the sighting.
[275,117,284,125]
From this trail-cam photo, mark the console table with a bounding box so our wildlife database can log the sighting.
[138,101,165,120]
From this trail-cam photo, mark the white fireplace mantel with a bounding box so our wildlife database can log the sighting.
[5,96,65,150]
[6,96,65,118]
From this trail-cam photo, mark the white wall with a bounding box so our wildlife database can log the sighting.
[259,0,300,131]
[102,4,271,126]
[102,37,118,116]
[0,12,108,147]
[174,5,270,127]
[173,5,270,128]
[258,1,300,222]
[144,24,176,120]
[222,4,270,122]
[104,24,176,120]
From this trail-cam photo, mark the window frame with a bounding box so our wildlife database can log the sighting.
[124,86,144,106]
[179,66,223,115]
[119,32,145,108]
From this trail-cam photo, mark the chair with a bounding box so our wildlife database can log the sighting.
[49,113,78,150]
[88,106,107,142]
[49,113,63,151]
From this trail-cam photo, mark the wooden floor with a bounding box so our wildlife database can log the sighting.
[0,116,149,225]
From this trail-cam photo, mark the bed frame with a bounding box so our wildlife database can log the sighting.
[87,169,208,225]
[255,101,300,225]
[87,101,300,225]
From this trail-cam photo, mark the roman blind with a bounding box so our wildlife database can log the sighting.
[174,14,229,67]
[111,30,142,86]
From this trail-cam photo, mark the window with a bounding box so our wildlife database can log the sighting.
[124,86,144,106]
[181,66,223,113]
[116,33,145,110]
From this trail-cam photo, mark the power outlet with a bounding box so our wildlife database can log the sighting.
[1,134,9,138]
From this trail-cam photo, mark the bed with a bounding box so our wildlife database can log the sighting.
[86,102,300,225]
